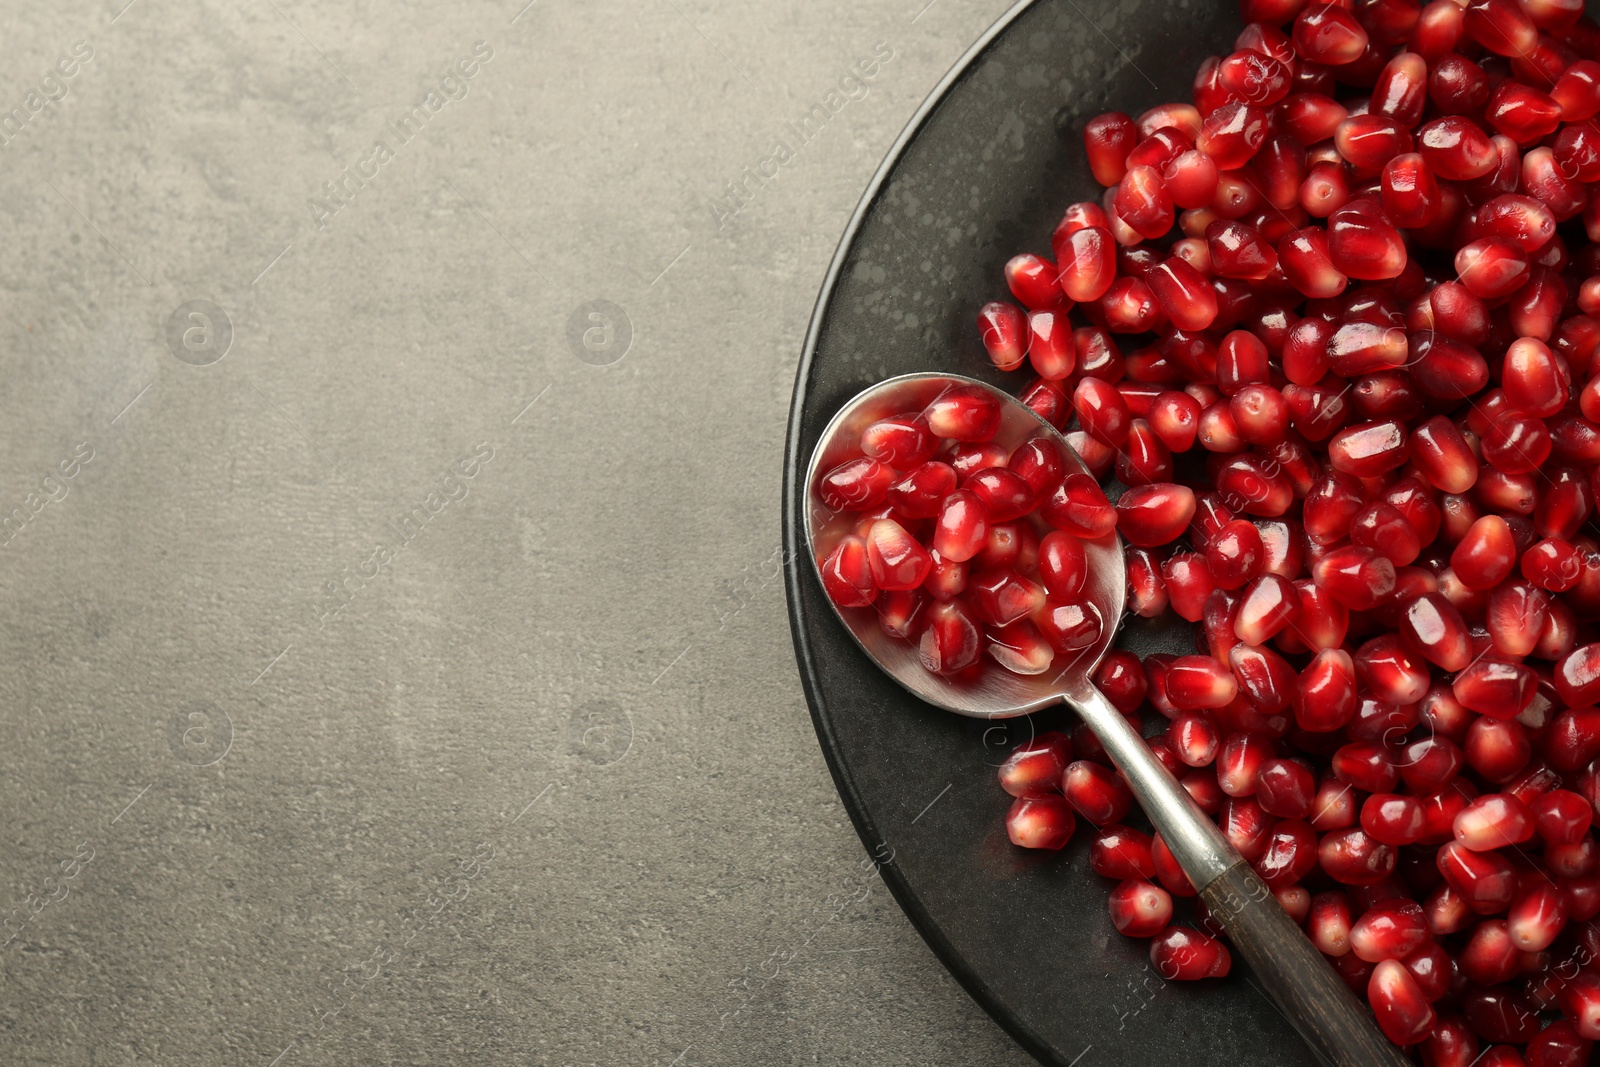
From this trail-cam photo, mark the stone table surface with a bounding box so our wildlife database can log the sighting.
[0,0,1052,1064]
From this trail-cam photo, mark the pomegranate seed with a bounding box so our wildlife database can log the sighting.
[1165,655,1240,710]
[1257,818,1320,888]
[1150,925,1231,980]
[1004,253,1065,312]
[1526,1020,1592,1067]
[1062,760,1133,826]
[1109,878,1173,937]
[1005,794,1076,849]
[918,599,982,675]
[1534,789,1594,844]
[1089,824,1155,879]
[1336,114,1415,174]
[1418,116,1499,180]
[997,732,1072,799]
[820,535,877,609]
[1196,102,1269,170]
[925,385,1001,442]
[1452,515,1517,590]
[933,490,988,563]
[1115,482,1196,547]
[1350,897,1430,962]
[1558,974,1600,1040]
[1464,724,1529,788]
[1218,731,1274,796]
[1295,3,1371,64]
[1459,919,1519,985]
[865,519,933,592]
[1454,659,1537,720]
[1055,224,1117,303]
[1035,600,1105,654]
[1279,225,1349,298]
[1437,841,1518,913]
[1040,473,1116,539]
[1555,642,1600,707]
[1320,827,1398,885]
[1455,793,1536,851]
[1328,418,1408,476]
[1507,881,1568,951]
[1257,757,1316,817]
[1362,793,1426,847]
[1463,985,1542,1043]
[1486,80,1563,143]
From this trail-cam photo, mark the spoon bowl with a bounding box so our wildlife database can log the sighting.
[803,372,1122,719]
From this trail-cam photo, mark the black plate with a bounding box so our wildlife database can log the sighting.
[781,2,1326,1065]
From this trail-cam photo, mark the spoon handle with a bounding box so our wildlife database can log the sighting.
[1065,683,1409,1067]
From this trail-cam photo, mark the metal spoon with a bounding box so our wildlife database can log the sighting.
[804,372,1409,1067]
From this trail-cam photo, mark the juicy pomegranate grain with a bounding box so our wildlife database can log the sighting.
[1005,794,1076,850]
[1109,878,1173,937]
[1149,925,1231,980]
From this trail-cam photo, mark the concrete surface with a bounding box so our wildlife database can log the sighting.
[0,0,1047,1064]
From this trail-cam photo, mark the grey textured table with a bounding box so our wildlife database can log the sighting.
[0,0,1048,1064]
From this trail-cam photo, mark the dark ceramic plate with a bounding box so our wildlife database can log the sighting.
[782,2,1326,1065]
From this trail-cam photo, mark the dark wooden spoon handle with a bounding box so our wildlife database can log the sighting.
[1199,863,1411,1067]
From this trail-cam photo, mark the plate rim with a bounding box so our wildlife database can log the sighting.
[779,2,1065,1064]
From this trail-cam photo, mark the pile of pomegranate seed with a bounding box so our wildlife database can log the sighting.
[980,0,1600,1059]
[818,385,1114,679]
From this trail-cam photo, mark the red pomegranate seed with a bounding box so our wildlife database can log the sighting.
[1040,473,1116,538]
[1486,80,1563,143]
[933,490,988,563]
[966,568,1046,628]
[1418,116,1499,180]
[1459,919,1519,986]
[1150,925,1231,980]
[1437,840,1518,913]
[1089,824,1155,879]
[1083,112,1138,187]
[1320,828,1398,886]
[1455,793,1536,851]
[820,535,877,608]
[1372,50,1428,126]
[866,519,933,591]
[1350,897,1429,962]
[1508,881,1568,951]
[1063,760,1133,826]
[877,589,926,640]
[1256,757,1316,817]
[997,731,1072,798]
[1109,878,1173,937]
[1165,655,1240,711]
[1004,253,1065,312]
[1557,974,1600,1040]
[987,620,1056,675]
[1456,660,1537,726]
[1555,642,1600,707]
[1196,102,1269,170]
[925,385,1001,442]
[1114,483,1197,548]
[1279,226,1348,298]
[918,600,982,675]
[1294,3,1371,64]
[1534,790,1594,844]
[1361,793,1426,846]
[1452,515,1517,590]
[1005,794,1076,849]
[921,549,966,602]
[1256,818,1320,888]
[1526,1020,1592,1067]
[1055,224,1118,303]
[1336,115,1415,174]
